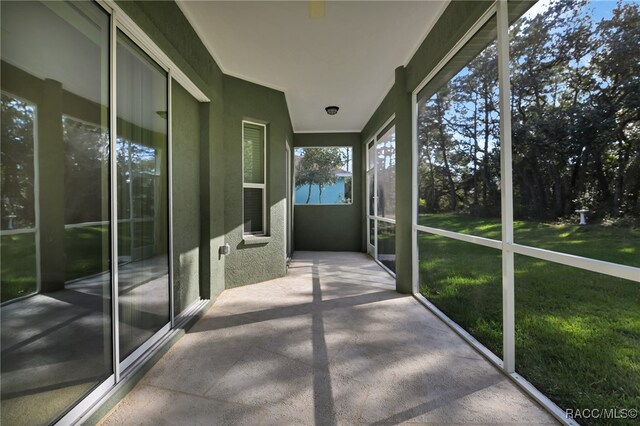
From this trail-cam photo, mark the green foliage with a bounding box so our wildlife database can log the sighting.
[1,94,36,230]
[417,0,640,222]
[1,233,37,302]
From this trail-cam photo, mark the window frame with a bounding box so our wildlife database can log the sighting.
[293,145,354,206]
[242,120,267,236]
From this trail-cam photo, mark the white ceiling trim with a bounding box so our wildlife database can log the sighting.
[292,127,360,133]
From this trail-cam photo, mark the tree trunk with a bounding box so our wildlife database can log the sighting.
[435,97,457,211]
[305,183,312,204]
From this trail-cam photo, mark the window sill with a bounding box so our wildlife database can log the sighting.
[242,235,271,245]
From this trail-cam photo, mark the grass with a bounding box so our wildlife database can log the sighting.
[418,214,640,425]
[376,221,397,272]
[0,222,158,302]
[1,233,38,302]
[1,225,112,302]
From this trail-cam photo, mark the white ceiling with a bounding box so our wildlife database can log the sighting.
[178,0,448,133]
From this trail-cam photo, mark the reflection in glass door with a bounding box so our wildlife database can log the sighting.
[1,1,112,424]
[116,31,170,363]
[1,94,39,302]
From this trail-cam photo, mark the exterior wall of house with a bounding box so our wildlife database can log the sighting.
[223,75,293,287]
[116,1,297,291]
[171,81,202,314]
[293,133,363,252]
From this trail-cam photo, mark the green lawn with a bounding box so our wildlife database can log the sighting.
[0,222,155,302]
[1,233,38,302]
[1,225,111,302]
[418,214,640,425]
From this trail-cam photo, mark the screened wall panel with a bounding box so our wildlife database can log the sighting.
[418,233,503,358]
[412,0,640,420]
[510,0,640,268]
[514,255,639,415]
[416,16,501,239]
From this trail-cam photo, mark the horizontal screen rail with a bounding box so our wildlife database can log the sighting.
[511,243,639,283]
[415,224,639,283]
[415,224,502,250]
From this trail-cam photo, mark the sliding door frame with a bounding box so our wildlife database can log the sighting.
[55,1,210,424]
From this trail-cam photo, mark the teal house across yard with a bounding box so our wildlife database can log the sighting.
[295,170,352,204]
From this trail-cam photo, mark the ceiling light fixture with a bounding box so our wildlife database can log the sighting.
[325,106,339,116]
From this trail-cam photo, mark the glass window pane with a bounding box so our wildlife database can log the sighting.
[418,233,502,358]
[294,147,353,205]
[1,1,111,424]
[243,123,264,184]
[515,254,639,414]
[416,17,500,239]
[244,188,264,234]
[376,125,396,219]
[117,30,170,361]
[376,221,396,273]
[510,0,639,267]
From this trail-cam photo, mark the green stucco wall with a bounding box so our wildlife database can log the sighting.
[115,1,296,293]
[172,81,201,314]
[223,76,293,287]
[293,133,363,252]
[115,0,228,301]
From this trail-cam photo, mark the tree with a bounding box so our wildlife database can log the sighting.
[295,148,345,204]
[1,94,36,230]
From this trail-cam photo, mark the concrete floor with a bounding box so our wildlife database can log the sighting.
[99,251,557,425]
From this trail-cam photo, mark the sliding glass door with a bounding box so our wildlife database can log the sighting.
[1,2,112,425]
[116,30,170,364]
[1,3,172,424]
